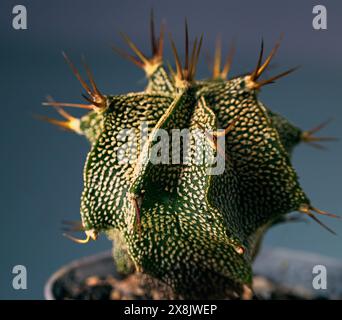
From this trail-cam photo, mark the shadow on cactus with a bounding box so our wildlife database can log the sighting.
[42,13,339,299]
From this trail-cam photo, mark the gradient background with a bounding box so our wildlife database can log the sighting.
[0,0,341,299]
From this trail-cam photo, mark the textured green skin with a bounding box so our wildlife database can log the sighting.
[79,111,104,145]
[73,63,311,298]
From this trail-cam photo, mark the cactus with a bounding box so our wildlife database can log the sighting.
[42,14,338,299]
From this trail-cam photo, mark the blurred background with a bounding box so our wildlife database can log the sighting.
[0,0,341,299]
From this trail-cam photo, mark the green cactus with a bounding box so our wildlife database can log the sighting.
[43,15,338,299]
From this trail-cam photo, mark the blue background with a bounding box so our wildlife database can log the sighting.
[0,0,341,299]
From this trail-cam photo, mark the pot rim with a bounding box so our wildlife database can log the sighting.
[44,250,112,300]
[44,247,342,300]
